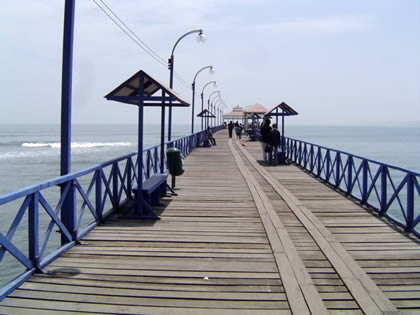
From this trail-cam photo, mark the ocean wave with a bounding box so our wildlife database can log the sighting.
[0,151,55,160]
[21,142,132,149]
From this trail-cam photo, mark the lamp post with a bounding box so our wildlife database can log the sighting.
[208,93,221,127]
[192,65,214,134]
[207,90,220,111]
[168,29,206,141]
[210,97,222,127]
[201,81,217,130]
[216,101,226,126]
[214,99,223,127]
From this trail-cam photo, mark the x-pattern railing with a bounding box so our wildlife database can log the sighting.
[0,126,220,300]
[286,138,420,238]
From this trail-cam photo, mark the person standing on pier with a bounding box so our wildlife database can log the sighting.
[260,118,271,163]
[228,121,234,138]
[268,123,281,165]
[207,127,216,146]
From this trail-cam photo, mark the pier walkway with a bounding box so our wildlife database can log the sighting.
[1,130,420,314]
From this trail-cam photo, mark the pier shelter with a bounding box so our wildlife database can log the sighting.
[1,129,420,314]
[265,102,298,163]
[197,109,216,130]
[223,105,245,124]
[105,69,189,218]
[244,103,268,130]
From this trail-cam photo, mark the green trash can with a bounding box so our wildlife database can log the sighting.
[166,148,184,188]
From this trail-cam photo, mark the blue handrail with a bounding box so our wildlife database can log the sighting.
[285,137,420,237]
[0,126,221,300]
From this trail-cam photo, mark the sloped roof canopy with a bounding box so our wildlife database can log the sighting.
[224,110,244,116]
[197,109,216,118]
[245,103,268,113]
[105,69,190,107]
[266,102,298,116]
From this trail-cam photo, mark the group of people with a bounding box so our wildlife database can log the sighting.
[213,119,281,165]
[227,121,244,139]
[260,118,281,165]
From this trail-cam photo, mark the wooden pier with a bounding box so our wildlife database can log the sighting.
[1,129,420,314]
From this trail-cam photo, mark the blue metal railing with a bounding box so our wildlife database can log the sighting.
[0,126,220,300]
[285,137,420,237]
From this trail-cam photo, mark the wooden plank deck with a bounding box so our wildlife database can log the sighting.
[1,129,420,314]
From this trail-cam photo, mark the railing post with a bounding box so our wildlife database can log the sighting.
[335,152,341,188]
[146,150,151,179]
[361,160,368,204]
[406,174,414,231]
[112,164,119,208]
[298,142,302,165]
[310,145,314,172]
[317,147,322,177]
[380,166,387,214]
[347,156,353,194]
[95,169,103,221]
[28,192,40,270]
[61,180,76,245]
[326,150,330,181]
[127,158,132,197]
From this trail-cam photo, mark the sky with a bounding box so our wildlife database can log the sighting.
[1,0,419,126]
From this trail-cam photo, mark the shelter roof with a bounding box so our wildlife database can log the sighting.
[245,103,268,113]
[105,69,190,107]
[197,109,216,118]
[232,105,244,112]
[266,102,298,116]
[223,111,244,116]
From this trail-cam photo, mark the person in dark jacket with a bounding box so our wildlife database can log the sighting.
[228,121,234,138]
[268,123,281,165]
[207,127,216,146]
[260,118,271,162]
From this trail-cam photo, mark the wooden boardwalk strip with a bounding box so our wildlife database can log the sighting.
[237,139,398,314]
[228,139,328,315]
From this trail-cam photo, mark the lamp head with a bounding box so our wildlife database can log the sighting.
[209,66,215,75]
[197,30,206,44]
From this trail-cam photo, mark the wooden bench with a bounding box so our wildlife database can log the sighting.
[132,174,168,206]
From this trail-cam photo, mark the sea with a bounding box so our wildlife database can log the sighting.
[0,123,419,286]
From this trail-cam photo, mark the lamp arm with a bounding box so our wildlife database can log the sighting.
[193,65,213,83]
[201,80,216,94]
[171,29,203,56]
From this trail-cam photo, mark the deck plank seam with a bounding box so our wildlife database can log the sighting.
[237,139,399,315]
[228,139,329,315]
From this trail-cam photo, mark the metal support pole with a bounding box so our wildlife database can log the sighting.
[380,166,387,214]
[136,72,145,216]
[28,192,40,270]
[191,82,195,134]
[60,0,76,245]
[160,90,166,173]
[201,93,204,130]
[406,174,414,230]
[281,111,285,152]
[168,55,174,142]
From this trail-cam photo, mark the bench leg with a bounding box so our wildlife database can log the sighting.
[120,196,160,220]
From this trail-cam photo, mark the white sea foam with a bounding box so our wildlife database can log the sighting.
[21,142,132,149]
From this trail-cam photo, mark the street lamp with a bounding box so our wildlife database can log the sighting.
[168,29,206,141]
[210,96,222,127]
[207,90,220,111]
[192,65,214,134]
[201,81,217,130]
[208,91,221,127]
[217,101,227,126]
[214,99,223,126]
